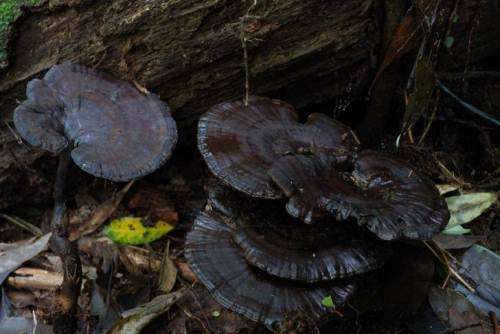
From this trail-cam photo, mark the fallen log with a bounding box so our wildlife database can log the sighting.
[0,0,499,209]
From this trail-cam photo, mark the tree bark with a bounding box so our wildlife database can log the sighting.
[0,0,380,208]
[0,0,499,209]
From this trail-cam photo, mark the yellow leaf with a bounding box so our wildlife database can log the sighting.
[436,184,459,195]
[104,217,174,245]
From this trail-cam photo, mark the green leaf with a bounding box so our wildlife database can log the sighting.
[321,295,335,308]
[445,193,497,229]
[442,225,470,236]
[0,0,43,65]
[104,217,174,245]
[444,36,455,49]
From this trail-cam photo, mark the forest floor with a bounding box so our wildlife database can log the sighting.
[0,1,499,333]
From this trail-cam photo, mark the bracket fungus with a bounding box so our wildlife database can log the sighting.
[268,154,341,224]
[14,61,177,181]
[185,210,356,327]
[325,150,450,240]
[270,151,449,240]
[187,96,449,327]
[198,96,358,199]
[269,151,449,240]
[232,218,387,283]
[13,62,177,333]
[207,183,388,283]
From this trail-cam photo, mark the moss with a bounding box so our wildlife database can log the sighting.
[0,0,42,67]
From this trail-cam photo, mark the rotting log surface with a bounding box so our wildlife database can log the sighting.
[0,0,499,209]
[0,0,380,208]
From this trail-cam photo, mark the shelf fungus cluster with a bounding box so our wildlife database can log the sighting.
[186,96,450,327]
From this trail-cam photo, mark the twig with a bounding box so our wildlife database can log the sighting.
[441,271,452,289]
[350,130,361,146]
[179,303,211,333]
[438,71,500,81]
[418,91,440,145]
[422,241,475,292]
[240,0,258,107]
[32,309,38,334]
[489,311,497,334]
[3,120,23,144]
[408,126,415,144]
[434,156,471,189]
[7,267,63,290]
[0,214,43,236]
[462,5,481,87]
[436,79,500,126]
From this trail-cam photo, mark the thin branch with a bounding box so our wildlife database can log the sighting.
[240,0,258,107]
[422,241,475,292]
[0,214,43,236]
[438,71,500,81]
[436,79,500,126]
[418,91,440,145]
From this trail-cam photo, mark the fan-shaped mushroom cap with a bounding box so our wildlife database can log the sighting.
[185,210,356,326]
[207,181,280,219]
[233,215,388,283]
[337,150,449,240]
[269,151,449,240]
[268,154,340,224]
[13,62,177,182]
[198,96,358,199]
[207,182,388,282]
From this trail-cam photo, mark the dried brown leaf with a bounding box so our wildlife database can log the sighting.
[158,243,177,293]
[370,1,435,91]
[69,181,134,241]
[403,57,435,128]
[0,233,51,285]
[108,289,186,334]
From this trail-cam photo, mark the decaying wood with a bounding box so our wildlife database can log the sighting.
[0,0,499,209]
[0,0,379,208]
[7,267,63,290]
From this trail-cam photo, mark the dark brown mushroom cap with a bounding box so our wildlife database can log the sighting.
[207,182,388,282]
[13,79,68,153]
[335,150,450,240]
[185,210,356,326]
[198,96,358,199]
[232,213,388,283]
[272,151,449,240]
[13,62,177,181]
[268,154,341,224]
[207,181,282,220]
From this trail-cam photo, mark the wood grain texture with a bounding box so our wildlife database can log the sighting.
[0,0,379,208]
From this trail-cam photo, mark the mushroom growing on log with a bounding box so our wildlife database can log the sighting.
[207,183,389,283]
[198,96,358,223]
[185,210,357,327]
[269,151,450,240]
[13,62,177,333]
[187,96,449,328]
